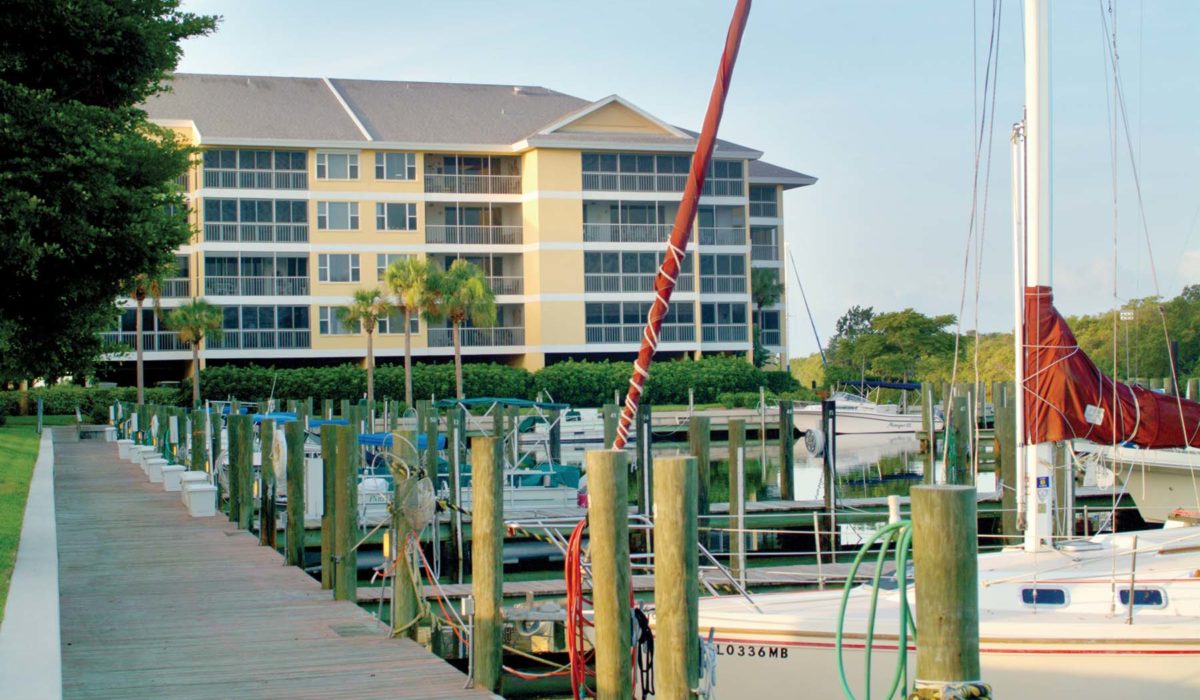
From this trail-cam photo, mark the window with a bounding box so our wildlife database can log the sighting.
[204,199,239,223]
[316,201,359,230]
[376,202,417,231]
[377,310,419,335]
[202,149,307,189]
[749,185,778,217]
[1020,587,1068,607]
[319,306,360,335]
[318,254,360,283]
[1119,588,1166,608]
[276,306,310,330]
[375,152,416,180]
[316,152,359,180]
[275,200,308,223]
[700,254,747,293]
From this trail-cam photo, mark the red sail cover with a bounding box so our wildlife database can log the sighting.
[1024,285,1200,447]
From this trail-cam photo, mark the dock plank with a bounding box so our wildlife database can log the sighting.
[54,432,487,700]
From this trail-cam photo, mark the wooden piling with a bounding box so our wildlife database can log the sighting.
[449,407,466,582]
[727,419,746,582]
[602,403,618,449]
[653,455,700,699]
[910,485,986,698]
[284,420,305,567]
[635,402,653,515]
[333,423,358,602]
[950,395,970,485]
[231,415,253,530]
[259,418,277,548]
[921,382,936,483]
[190,409,205,471]
[587,449,632,700]
[340,398,351,420]
[390,430,420,639]
[322,398,334,420]
[319,424,337,590]
[993,382,1019,545]
[471,436,504,693]
[778,400,795,500]
[548,407,562,464]
[688,416,712,515]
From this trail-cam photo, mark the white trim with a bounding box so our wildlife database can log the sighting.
[322,78,373,141]
[520,135,762,159]
[0,430,61,700]
[748,174,817,187]
[535,94,691,139]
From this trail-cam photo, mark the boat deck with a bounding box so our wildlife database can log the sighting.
[54,431,487,700]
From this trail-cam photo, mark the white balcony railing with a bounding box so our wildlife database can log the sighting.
[700,277,747,294]
[585,324,695,344]
[581,172,688,193]
[584,274,693,293]
[101,331,187,353]
[582,223,672,244]
[203,276,309,297]
[210,329,311,350]
[161,278,190,298]
[698,227,747,246]
[701,179,744,197]
[202,222,309,243]
[749,202,778,218]
[702,325,749,343]
[423,173,521,195]
[760,329,782,346]
[488,276,523,295]
[751,244,780,261]
[202,169,307,190]
[427,326,524,348]
[425,225,522,246]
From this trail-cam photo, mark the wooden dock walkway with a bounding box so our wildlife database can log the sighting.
[54,431,488,700]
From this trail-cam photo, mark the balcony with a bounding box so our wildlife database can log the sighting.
[698,227,746,246]
[425,225,522,245]
[424,174,521,195]
[202,169,307,190]
[584,274,693,293]
[585,324,695,344]
[210,329,310,350]
[582,172,688,193]
[203,223,309,243]
[700,277,747,294]
[760,329,782,346]
[582,223,672,244]
[702,325,749,343]
[101,331,187,353]
[702,179,744,197]
[161,278,191,298]
[751,244,779,261]
[749,201,778,218]
[488,276,523,295]
[204,276,310,297]
[427,327,524,348]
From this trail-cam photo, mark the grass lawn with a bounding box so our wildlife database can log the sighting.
[0,421,43,624]
[7,414,77,427]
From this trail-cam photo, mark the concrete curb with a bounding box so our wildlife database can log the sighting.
[0,429,62,698]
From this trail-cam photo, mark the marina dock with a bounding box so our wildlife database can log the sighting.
[53,431,486,700]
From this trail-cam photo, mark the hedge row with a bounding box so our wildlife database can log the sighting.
[0,387,182,423]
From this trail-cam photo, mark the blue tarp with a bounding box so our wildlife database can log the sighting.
[358,432,447,450]
[433,397,571,410]
[841,380,922,392]
[252,412,298,424]
[308,418,350,428]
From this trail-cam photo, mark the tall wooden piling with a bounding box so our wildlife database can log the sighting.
[778,400,795,500]
[190,409,205,471]
[921,382,936,483]
[319,424,337,590]
[727,419,746,582]
[333,423,358,601]
[950,395,970,485]
[587,449,632,700]
[1188,378,1199,401]
[688,416,712,515]
[259,418,277,548]
[653,455,700,699]
[232,415,253,530]
[910,485,986,698]
[602,403,618,449]
[635,402,653,515]
[471,436,504,692]
[993,382,1019,544]
[284,420,305,567]
[322,398,334,420]
[449,407,466,582]
[390,430,420,639]
[548,407,562,464]
[340,398,351,420]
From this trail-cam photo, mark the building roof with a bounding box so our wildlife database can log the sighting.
[144,73,814,186]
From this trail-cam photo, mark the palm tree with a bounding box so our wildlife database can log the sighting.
[432,260,496,399]
[129,272,165,405]
[751,268,784,368]
[338,288,394,410]
[164,299,224,406]
[385,258,436,407]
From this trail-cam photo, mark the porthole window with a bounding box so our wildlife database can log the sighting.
[1119,588,1166,608]
[1020,587,1068,607]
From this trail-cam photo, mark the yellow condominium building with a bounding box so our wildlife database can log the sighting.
[106,74,815,380]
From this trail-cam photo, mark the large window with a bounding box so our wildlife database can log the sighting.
[749,185,778,217]
[377,253,412,281]
[581,153,743,195]
[375,152,416,180]
[583,251,692,293]
[701,302,749,342]
[319,306,360,335]
[377,310,419,335]
[316,201,359,230]
[700,254,747,294]
[751,226,779,261]
[585,301,695,343]
[318,254,360,283]
[202,149,306,189]
[376,202,417,231]
[316,152,359,180]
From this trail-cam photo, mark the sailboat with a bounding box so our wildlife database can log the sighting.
[688,2,1200,695]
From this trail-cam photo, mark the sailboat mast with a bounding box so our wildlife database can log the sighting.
[1022,0,1056,552]
[1010,122,1027,533]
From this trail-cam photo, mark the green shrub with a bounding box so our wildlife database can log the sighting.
[532,361,629,408]
[0,386,183,420]
[0,399,7,426]
[716,391,774,409]
[761,370,800,394]
[777,388,820,403]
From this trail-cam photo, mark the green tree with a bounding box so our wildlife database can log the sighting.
[0,1,217,381]
[164,299,223,405]
[429,260,496,399]
[337,288,394,410]
[750,268,784,368]
[385,257,437,406]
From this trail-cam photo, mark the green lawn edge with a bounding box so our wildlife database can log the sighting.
[0,423,43,625]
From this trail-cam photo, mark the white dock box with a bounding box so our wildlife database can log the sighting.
[161,464,186,491]
[117,439,134,459]
[145,457,167,483]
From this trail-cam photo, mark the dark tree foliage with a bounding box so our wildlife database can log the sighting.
[0,0,217,380]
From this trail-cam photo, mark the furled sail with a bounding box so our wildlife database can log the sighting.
[1024,285,1200,447]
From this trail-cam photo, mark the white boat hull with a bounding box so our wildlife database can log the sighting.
[793,408,933,435]
[1082,444,1200,523]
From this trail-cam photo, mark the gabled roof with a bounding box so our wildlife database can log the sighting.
[536,95,690,139]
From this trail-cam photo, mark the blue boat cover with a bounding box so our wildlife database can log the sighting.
[358,432,447,450]
[841,380,922,392]
[252,412,298,424]
[433,396,570,410]
[308,418,351,428]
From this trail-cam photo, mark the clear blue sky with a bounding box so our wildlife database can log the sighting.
[178,0,1200,358]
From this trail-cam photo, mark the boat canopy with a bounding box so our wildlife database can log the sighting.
[358,432,446,450]
[433,397,571,410]
[1025,285,1200,448]
[308,418,350,428]
[841,380,922,392]
[252,412,298,424]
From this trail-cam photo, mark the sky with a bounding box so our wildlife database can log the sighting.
[177,0,1200,358]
